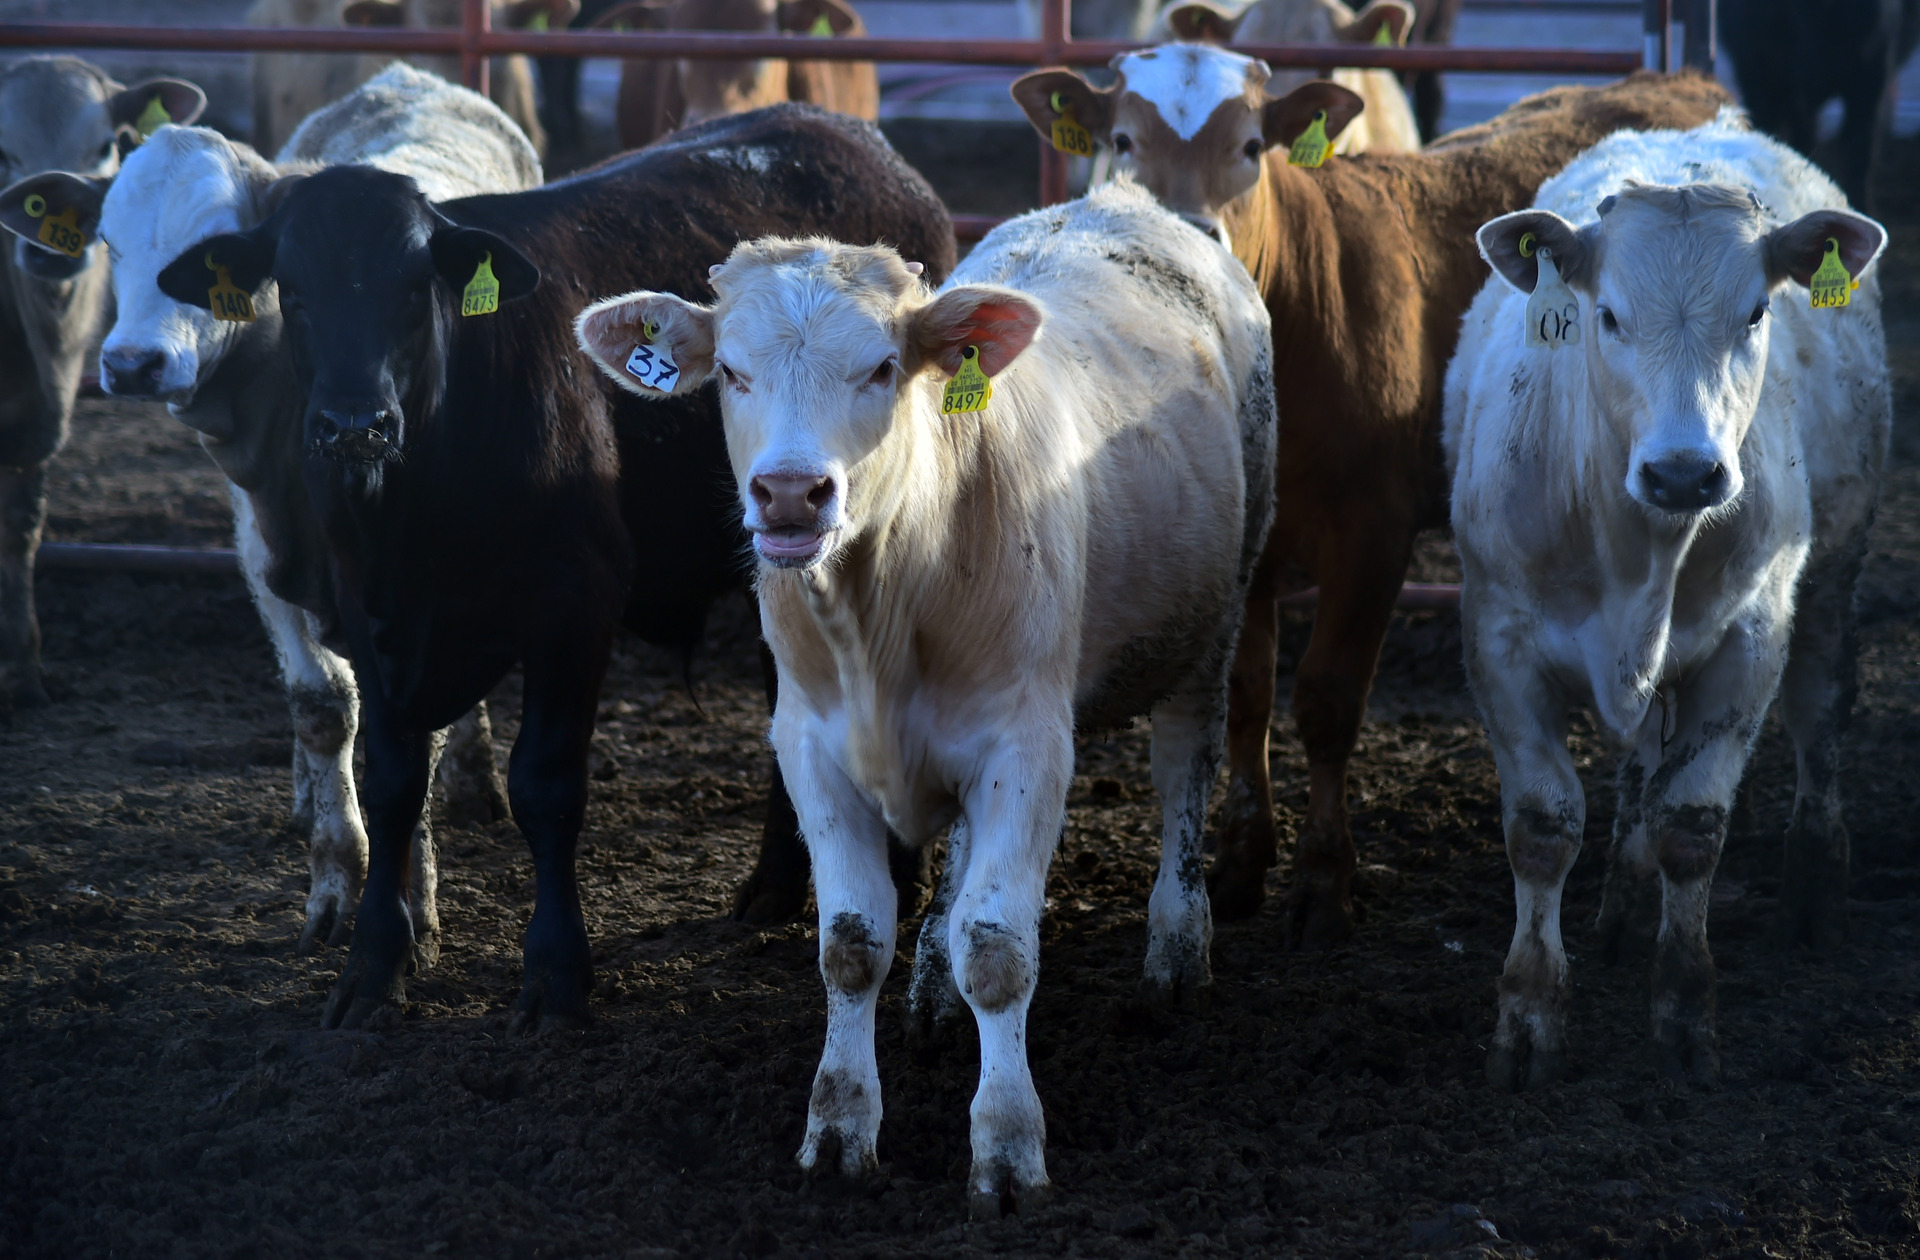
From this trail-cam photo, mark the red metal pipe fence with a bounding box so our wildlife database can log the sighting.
[1,1,1672,597]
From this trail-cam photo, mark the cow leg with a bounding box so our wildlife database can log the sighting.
[409,725,449,972]
[1283,521,1414,948]
[733,639,811,924]
[232,487,369,955]
[0,462,48,707]
[1777,531,1866,951]
[1142,671,1227,1016]
[952,737,1068,1220]
[506,626,613,1034]
[1597,740,1663,965]
[789,734,895,1182]
[1210,562,1280,920]
[437,703,511,828]
[905,818,968,1048]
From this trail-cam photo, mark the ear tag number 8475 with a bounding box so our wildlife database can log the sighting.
[23,194,85,258]
[206,253,255,323]
[462,252,500,317]
[625,320,680,392]
[1523,237,1578,350]
[942,345,992,414]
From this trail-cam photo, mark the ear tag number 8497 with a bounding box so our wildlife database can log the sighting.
[1522,236,1578,350]
[206,252,255,323]
[625,320,680,392]
[941,345,992,414]
[22,194,85,258]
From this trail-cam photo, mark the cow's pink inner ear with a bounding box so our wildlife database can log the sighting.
[922,299,1040,376]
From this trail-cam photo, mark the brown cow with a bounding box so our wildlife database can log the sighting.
[593,0,877,150]
[1013,49,1731,947]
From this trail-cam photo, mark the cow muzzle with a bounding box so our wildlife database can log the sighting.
[749,472,834,566]
[100,347,171,398]
[316,408,398,464]
[1637,453,1730,514]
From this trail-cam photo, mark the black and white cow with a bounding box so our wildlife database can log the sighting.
[0,57,203,706]
[157,104,955,1031]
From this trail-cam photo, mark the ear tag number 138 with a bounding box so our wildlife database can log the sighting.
[942,345,992,414]
[1522,234,1578,349]
[206,253,255,323]
[22,193,85,258]
[625,320,680,391]
[1049,91,1093,158]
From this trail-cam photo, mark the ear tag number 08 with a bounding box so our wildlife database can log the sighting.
[206,252,255,323]
[462,252,500,317]
[941,345,992,414]
[1808,237,1856,310]
[1048,91,1093,158]
[1288,110,1332,168]
[22,193,85,258]
[625,320,680,392]
[1521,235,1578,350]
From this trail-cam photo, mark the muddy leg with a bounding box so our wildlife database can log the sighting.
[0,462,49,707]
[1597,744,1663,964]
[1209,563,1280,921]
[734,639,812,924]
[409,726,448,971]
[906,820,968,1048]
[1142,672,1227,1016]
[1283,523,1413,949]
[438,703,510,828]
[1777,533,1866,951]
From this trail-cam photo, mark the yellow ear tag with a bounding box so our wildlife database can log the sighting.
[808,12,834,35]
[1517,231,1537,258]
[1048,91,1093,158]
[205,253,255,323]
[527,8,549,29]
[33,202,86,257]
[1372,21,1394,45]
[1288,110,1332,168]
[462,252,500,317]
[941,345,992,415]
[136,94,172,139]
[1808,237,1855,310]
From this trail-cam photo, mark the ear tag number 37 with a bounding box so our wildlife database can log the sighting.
[206,253,255,323]
[625,321,680,392]
[1288,110,1332,168]
[1522,235,1578,349]
[22,193,85,258]
[1048,91,1093,158]
[1808,237,1857,310]
[942,345,992,414]
[462,253,500,317]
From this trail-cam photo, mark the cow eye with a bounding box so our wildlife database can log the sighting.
[719,362,744,391]
[98,138,113,160]
[1598,305,1619,336]
[1112,134,1132,154]
[866,359,895,388]
[1747,299,1768,329]
[1242,139,1262,160]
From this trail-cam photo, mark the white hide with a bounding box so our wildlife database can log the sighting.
[1115,44,1261,141]
[1443,114,1889,1087]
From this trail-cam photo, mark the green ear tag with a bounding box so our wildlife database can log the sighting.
[462,252,500,317]
[527,8,549,29]
[941,345,992,415]
[1808,237,1855,310]
[1048,91,1093,158]
[205,253,255,323]
[1372,21,1394,45]
[136,94,173,139]
[1517,231,1537,258]
[1288,110,1332,168]
[808,12,834,35]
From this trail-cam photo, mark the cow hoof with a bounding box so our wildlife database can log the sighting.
[411,933,441,973]
[731,866,809,925]
[1281,879,1354,950]
[322,951,407,1030]
[508,970,592,1036]
[800,1128,880,1185]
[967,1160,1051,1222]
[1,665,49,710]
[1652,1018,1720,1086]
[1486,1028,1565,1093]
[1775,899,1847,953]
[1136,971,1212,1021]
[903,995,963,1053]
[1205,858,1268,922]
[297,901,354,955]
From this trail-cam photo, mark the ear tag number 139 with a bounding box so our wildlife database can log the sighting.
[942,345,992,414]
[625,321,680,391]
[1808,237,1857,310]
[1522,235,1578,349]
[206,253,255,323]
[1048,91,1093,158]
[22,193,85,258]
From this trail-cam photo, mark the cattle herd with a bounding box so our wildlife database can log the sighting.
[0,0,1900,1224]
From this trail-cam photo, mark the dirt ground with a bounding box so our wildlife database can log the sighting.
[3,126,1919,1260]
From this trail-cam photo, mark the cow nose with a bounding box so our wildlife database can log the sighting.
[319,408,395,460]
[101,348,167,397]
[751,473,833,526]
[1639,455,1728,512]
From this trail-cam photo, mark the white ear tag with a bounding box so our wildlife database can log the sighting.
[624,321,680,391]
[1524,243,1579,350]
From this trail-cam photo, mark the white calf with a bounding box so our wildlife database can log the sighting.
[575,179,1275,1214]
[1444,115,1888,1090]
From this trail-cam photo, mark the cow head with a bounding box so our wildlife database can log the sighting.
[595,0,857,124]
[0,58,204,281]
[157,165,538,498]
[1480,184,1886,519]
[574,239,1040,571]
[1012,44,1361,239]
[1167,0,1412,102]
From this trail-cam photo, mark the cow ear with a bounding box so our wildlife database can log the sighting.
[591,0,673,28]
[574,291,715,397]
[1165,2,1242,42]
[777,0,858,35]
[1477,209,1593,294]
[158,231,274,310]
[1764,207,1885,290]
[0,172,109,255]
[1261,80,1365,150]
[1010,70,1116,145]
[1335,0,1413,44]
[430,227,540,306]
[340,0,405,26]
[906,284,1044,379]
[108,78,208,135]
[499,0,581,29]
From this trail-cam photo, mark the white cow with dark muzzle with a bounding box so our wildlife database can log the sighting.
[575,177,1275,1216]
[1444,115,1889,1092]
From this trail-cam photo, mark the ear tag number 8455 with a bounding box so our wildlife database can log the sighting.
[625,320,680,392]
[1808,237,1857,310]
[942,345,992,414]
[23,194,85,258]
[206,252,255,323]
[1523,237,1578,350]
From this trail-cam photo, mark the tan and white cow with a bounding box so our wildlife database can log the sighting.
[1446,117,1888,1089]
[574,179,1275,1214]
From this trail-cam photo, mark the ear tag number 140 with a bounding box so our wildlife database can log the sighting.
[206,253,255,323]
[942,345,992,414]
[22,193,85,258]
[625,321,680,391]
[1522,235,1578,350]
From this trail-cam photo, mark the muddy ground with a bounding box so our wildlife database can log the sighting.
[3,130,1919,1259]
